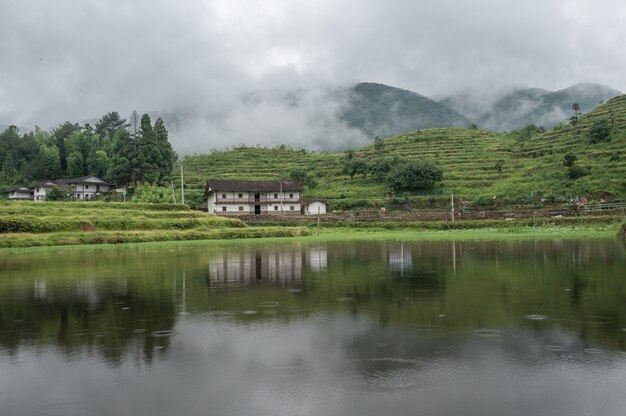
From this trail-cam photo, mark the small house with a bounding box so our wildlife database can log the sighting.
[205,179,302,215]
[54,176,114,200]
[6,186,32,200]
[303,200,327,215]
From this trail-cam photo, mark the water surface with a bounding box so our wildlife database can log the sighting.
[1,239,625,415]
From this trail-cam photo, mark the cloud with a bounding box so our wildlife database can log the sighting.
[1,0,626,152]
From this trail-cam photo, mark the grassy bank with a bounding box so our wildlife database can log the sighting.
[1,222,620,254]
[0,201,309,248]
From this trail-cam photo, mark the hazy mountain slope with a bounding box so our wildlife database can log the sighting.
[339,82,470,138]
[442,83,621,131]
[178,93,626,208]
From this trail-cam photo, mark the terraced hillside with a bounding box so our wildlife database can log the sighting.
[177,95,626,209]
[0,202,309,248]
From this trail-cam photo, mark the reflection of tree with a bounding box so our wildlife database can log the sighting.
[0,282,175,367]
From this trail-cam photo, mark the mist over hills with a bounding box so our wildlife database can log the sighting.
[2,81,621,154]
[339,83,470,138]
[441,82,621,131]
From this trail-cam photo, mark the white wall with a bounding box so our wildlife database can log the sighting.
[305,201,327,215]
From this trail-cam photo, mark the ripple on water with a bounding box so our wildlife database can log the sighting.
[337,297,352,302]
[258,302,279,307]
[414,324,437,333]
[262,310,278,315]
[586,316,613,325]
[151,330,173,338]
[525,314,548,321]
[584,348,604,355]
[544,345,566,352]
[242,310,258,315]
[473,329,501,338]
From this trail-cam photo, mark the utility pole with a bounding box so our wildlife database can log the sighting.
[180,165,185,205]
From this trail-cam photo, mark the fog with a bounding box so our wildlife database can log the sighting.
[1,0,626,152]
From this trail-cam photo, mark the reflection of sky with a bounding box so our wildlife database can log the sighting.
[2,315,626,416]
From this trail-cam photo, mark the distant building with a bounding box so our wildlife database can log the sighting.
[5,186,32,200]
[303,200,327,215]
[205,179,302,214]
[5,176,115,201]
[54,176,114,201]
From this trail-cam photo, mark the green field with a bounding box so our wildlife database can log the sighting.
[0,201,309,248]
[176,95,626,209]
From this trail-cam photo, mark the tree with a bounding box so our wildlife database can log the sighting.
[373,137,385,155]
[153,117,175,182]
[494,160,505,174]
[567,164,588,180]
[367,157,392,179]
[563,153,578,167]
[37,143,61,179]
[46,185,75,201]
[386,161,443,192]
[95,112,127,138]
[588,119,611,144]
[108,128,137,185]
[66,151,85,177]
[342,158,368,179]
[289,168,307,183]
[52,122,81,173]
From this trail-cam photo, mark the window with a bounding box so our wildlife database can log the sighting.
[238,193,243,198]
[85,185,89,189]
[222,194,226,199]
[238,206,244,211]
[290,193,293,198]
[274,193,278,198]
[290,206,294,211]
[222,206,227,212]
[274,206,278,211]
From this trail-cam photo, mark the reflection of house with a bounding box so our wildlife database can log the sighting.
[6,186,32,200]
[303,200,328,215]
[388,243,413,274]
[207,249,303,286]
[205,179,302,215]
[307,245,328,272]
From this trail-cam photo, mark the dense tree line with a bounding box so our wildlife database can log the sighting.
[0,111,176,189]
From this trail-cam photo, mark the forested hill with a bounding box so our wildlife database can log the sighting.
[177,94,626,209]
[339,82,470,138]
[0,111,176,189]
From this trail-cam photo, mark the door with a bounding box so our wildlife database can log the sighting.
[254,205,261,215]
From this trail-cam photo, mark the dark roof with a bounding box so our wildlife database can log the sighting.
[206,179,302,194]
[54,176,114,186]
[4,186,30,193]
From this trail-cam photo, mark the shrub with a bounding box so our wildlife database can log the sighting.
[563,153,578,167]
[386,161,443,192]
[588,119,611,144]
[567,164,589,180]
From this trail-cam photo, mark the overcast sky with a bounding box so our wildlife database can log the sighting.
[2,0,625,152]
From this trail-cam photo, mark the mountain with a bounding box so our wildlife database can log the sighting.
[441,83,621,131]
[339,83,470,138]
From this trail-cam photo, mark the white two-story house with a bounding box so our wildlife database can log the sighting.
[205,179,302,215]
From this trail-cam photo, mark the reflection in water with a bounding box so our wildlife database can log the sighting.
[1,239,626,416]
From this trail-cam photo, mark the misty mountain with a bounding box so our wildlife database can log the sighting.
[339,83,470,138]
[441,83,621,131]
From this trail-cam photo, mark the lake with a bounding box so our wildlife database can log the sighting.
[1,238,625,416]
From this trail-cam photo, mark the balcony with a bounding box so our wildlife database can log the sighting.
[215,197,301,204]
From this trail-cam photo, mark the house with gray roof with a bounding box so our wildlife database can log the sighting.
[205,179,302,215]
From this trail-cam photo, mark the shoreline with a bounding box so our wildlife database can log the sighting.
[1,223,621,254]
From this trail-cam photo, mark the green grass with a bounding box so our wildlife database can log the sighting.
[0,201,308,248]
[175,95,626,209]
